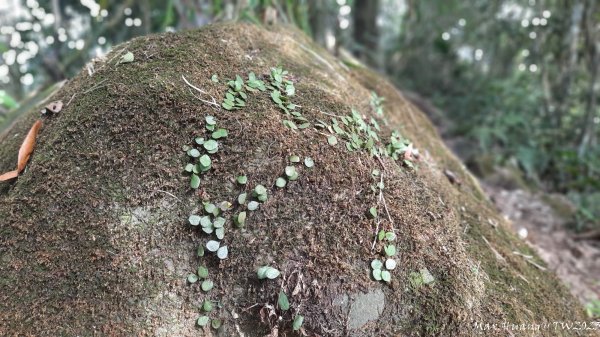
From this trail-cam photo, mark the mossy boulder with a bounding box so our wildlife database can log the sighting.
[0,24,592,336]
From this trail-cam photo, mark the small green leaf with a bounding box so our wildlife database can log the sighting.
[199,155,212,170]
[385,259,397,270]
[236,211,247,227]
[197,245,205,257]
[238,193,247,204]
[217,246,228,259]
[119,51,134,64]
[197,266,209,279]
[289,155,300,163]
[237,175,247,185]
[369,207,377,218]
[328,135,338,145]
[371,259,383,270]
[193,164,201,174]
[293,315,304,331]
[212,128,228,139]
[247,201,259,211]
[284,166,296,178]
[285,84,295,96]
[201,279,214,292]
[254,184,267,196]
[215,227,225,240]
[271,90,282,104]
[203,139,218,152]
[202,299,213,312]
[377,230,385,241]
[275,177,287,188]
[384,245,396,257]
[187,273,198,283]
[283,120,298,130]
[213,217,225,228]
[211,74,219,83]
[257,194,268,202]
[372,269,382,281]
[420,268,435,284]
[190,174,200,189]
[304,157,314,168]
[188,215,201,226]
[211,319,222,329]
[197,316,210,326]
[385,232,396,241]
[206,240,220,252]
[381,270,391,283]
[204,203,217,214]
[257,266,269,279]
[200,216,212,228]
[184,163,194,172]
[278,291,290,311]
[265,267,280,279]
[288,171,299,181]
[188,148,200,157]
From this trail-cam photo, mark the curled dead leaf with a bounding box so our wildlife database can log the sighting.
[41,100,63,115]
[0,119,43,181]
[403,143,420,161]
[443,169,462,186]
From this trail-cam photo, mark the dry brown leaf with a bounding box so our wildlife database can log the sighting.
[41,100,63,115]
[17,119,43,171]
[0,119,43,181]
[0,170,19,181]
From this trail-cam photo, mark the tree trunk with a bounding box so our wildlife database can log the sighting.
[352,0,379,68]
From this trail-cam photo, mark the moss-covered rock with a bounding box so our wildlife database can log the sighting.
[0,23,592,336]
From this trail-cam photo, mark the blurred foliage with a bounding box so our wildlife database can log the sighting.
[0,0,598,230]
[586,299,600,318]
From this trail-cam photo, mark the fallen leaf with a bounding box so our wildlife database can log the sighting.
[0,119,43,181]
[443,169,462,185]
[404,143,419,161]
[17,120,43,171]
[0,170,18,181]
[41,100,63,115]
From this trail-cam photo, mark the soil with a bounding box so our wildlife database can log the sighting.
[483,184,600,308]
[0,23,594,336]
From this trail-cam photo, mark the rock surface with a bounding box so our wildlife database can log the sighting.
[0,23,593,336]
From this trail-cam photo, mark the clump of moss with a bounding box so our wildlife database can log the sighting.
[0,23,589,337]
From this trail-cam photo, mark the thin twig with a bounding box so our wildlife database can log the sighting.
[154,189,181,203]
[524,259,547,271]
[319,110,345,118]
[371,171,384,250]
[371,155,395,250]
[481,236,506,262]
[512,251,533,259]
[181,74,220,108]
[181,74,209,94]
[66,93,77,107]
[512,251,547,271]
[83,79,108,94]
[375,156,394,226]
[188,89,220,108]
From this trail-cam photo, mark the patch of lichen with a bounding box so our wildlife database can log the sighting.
[0,22,593,337]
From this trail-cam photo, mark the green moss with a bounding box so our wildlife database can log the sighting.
[0,23,588,337]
